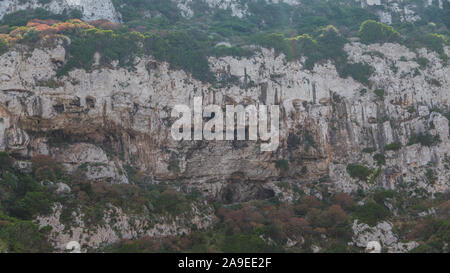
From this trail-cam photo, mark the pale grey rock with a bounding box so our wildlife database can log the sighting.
[311,245,321,253]
[352,220,419,253]
[14,160,32,173]
[36,202,216,250]
[0,41,448,198]
[0,0,120,22]
[56,182,71,194]
[52,143,129,184]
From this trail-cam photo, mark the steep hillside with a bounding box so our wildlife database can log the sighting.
[0,0,448,253]
[0,0,120,22]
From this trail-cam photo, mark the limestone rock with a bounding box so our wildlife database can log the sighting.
[352,220,419,253]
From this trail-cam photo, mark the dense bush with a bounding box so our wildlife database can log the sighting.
[0,218,53,253]
[362,147,377,154]
[373,154,386,166]
[57,28,215,82]
[211,10,257,37]
[0,8,81,26]
[275,160,290,173]
[0,171,55,221]
[158,31,214,82]
[346,164,372,181]
[150,188,191,216]
[95,184,448,253]
[0,152,56,252]
[374,89,385,99]
[252,33,293,58]
[0,37,9,55]
[221,234,267,253]
[31,155,65,181]
[353,202,390,226]
[414,33,448,60]
[286,34,319,66]
[359,20,401,44]
[338,62,374,86]
[408,132,441,147]
[58,28,143,76]
[408,218,450,253]
[385,142,402,151]
[213,45,254,58]
[112,0,181,23]
[0,152,13,172]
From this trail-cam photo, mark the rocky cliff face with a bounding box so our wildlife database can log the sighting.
[36,202,216,251]
[0,42,448,204]
[174,0,450,23]
[0,0,448,25]
[0,0,448,252]
[358,0,450,24]
[0,0,120,22]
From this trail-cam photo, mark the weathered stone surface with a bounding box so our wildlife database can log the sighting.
[56,182,71,194]
[352,220,419,253]
[0,42,448,196]
[0,0,447,25]
[36,202,216,251]
[0,0,120,22]
[173,0,449,23]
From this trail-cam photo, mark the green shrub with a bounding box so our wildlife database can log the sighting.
[373,189,396,205]
[0,152,13,172]
[150,188,190,216]
[354,202,390,226]
[287,133,302,149]
[408,218,449,253]
[362,147,377,153]
[418,33,447,55]
[252,33,295,59]
[58,29,214,83]
[58,29,143,76]
[408,133,441,147]
[385,142,402,151]
[167,153,180,174]
[316,25,347,58]
[373,154,386,166]
[338,62,374,85]
[0,220,53,253]
[286,33,319,66]
[427,78,442,87]
[162,31,214,82]
[0,37,8,55]
[416,57,429,69]
[374,89,385,99]
[112,0,181,23]
[10,192,53,220]
[346,164,372,181]
[275,160,290,173]
[31,155,65,181]
[425,169,437,185]
[358,20,401,44]
[0,8,80,26]
[221,234,267,253]
[214,45,254,58]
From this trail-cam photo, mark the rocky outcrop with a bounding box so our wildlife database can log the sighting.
[173,0,449,23]
[358,0,450,24]
[36,202,216,251]
[351,220,419,253]
[175,0,303,18]
[0,0,446,25]
[0,42,448,200]
[0,0,120,22]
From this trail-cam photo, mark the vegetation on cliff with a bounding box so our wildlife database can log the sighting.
[0,1,449,253]
[1,150,448,253]
[0,1,448,83]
